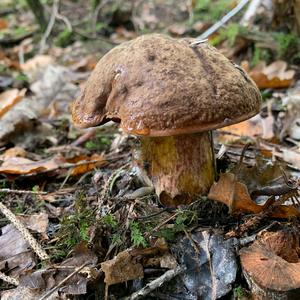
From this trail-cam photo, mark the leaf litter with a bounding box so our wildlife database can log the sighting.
[0,1,299,299]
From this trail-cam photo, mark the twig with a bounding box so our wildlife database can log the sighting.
[0,202,49,260]
[195,0,250,40]
[146,212,179,237]
[0,271,19,286]
[125,266,184,300]
[240,0,263,27]
[39,0,59,53]
[56,12,72,32]
[0,188,47,195]
[227,189,299,238]
[38,262,89,300]
[21,158,107,178]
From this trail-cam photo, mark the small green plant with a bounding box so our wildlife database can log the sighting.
[55,29,74,47]
[274,32,299,59]
[210,23,240,47]
[14,73,29,85]
[233,286,244,299]
[194,0,233,22]
[102,213,118,229]
[251,45,271,67]
[130,221,148,248]
[84,136,112,151]
[54,193,94,259]
[157,209,197,241]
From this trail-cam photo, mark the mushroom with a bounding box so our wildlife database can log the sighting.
[72,34,261,207]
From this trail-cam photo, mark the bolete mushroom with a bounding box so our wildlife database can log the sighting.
[72,34,261,207]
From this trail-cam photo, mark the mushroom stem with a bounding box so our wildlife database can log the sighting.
[137,132,215,207]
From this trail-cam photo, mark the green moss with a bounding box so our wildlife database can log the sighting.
[130,221,148,248]
[210,23,242,47]
[194,0,234,22]
[55,29,75,48]
[54,193,94,259]
[274,32,299,59]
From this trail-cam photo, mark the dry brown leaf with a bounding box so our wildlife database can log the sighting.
[208,172,299,217]
[0,156,65,175]
[282,148,300,169]
[0,19,8,29]
[0,146,27,158]
[208,172,262,214]
[0,224,35,277]
[218,115,263,143]
[101,249,144,285]
[0,89,26,118]
[17,213,49,240]
[168,23,188,36]
[69,154,106,176]
[21,55,54,73]
[241,60,295,89]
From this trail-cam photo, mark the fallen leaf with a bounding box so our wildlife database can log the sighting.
[173,231,237,299]
[218,115,263,143]
[68,154,106,176]
[10,243,98,298]
[0,88,26,118]
[282,148,300,169]
[208,172,262,214]
[0,224,35,277]
[21,55,54,74]
[17,213,49,240]
[241,60,295,89]
[101,249,144,285]
[0,156,65,175]
[0,146,27,158]
[0,19,8,29]
[208,172,299,217]
[168,23,188,36]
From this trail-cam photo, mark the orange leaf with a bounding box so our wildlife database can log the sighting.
[70,154,106,176]
[0,19,7,29]
[0,89,26,117]
[241,60,295,89]
[0,156,64,175]
[208,172,299,218]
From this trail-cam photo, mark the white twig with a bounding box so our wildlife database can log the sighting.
[39,0,59,53]
[0,271,19,286]
[56,13,72,32]
[125,266,184,300]
[240,0,263,26]
[38,262,89,300]
[0,202,49,260]
[195,0,251,41]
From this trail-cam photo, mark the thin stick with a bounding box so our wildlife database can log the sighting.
[125,266,184,300]
[0,202,49,260]
[195,0,250,41]
[39,0,59,53]
[39,262,89,300]
[0,271,19,286]
[240,0,263,26]
[0,188,47,195]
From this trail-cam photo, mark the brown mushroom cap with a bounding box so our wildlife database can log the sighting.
[72,34,261,137]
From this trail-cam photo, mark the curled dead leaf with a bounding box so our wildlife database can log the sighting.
[0,89,26,118]
[208,172,299,217]
[241,60,295,89]
[101,249,144,285]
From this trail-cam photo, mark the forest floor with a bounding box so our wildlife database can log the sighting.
[0,0,300,299]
